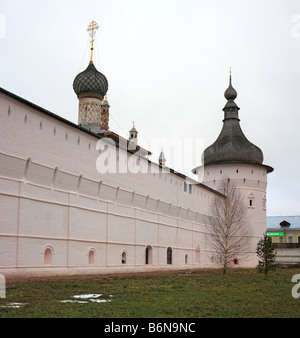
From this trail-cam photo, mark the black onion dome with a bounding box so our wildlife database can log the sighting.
[73,62,108,99]
[224,76,237,101]
[203,74,265,168]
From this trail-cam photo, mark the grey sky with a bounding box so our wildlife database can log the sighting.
[1,0,300,216]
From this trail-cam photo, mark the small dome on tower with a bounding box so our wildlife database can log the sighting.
[73,61,108,100]
[130,122,138,133]
[224,70,237,101]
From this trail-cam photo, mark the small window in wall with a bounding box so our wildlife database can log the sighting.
[279,236,284,243]
[24,115,28,123]
[44,248,53,265]
[167,247,172,265]
[185,254,188,264]
[122,251,127,264]
[145,246,153,265]
[248,193,255,208]
[40,121,43,130]
[8,106,11,117]
[189,184,192,194]
[297,236,300,244]
[233,259,239,265]
[53,127,56,136]
[288,236,294,244]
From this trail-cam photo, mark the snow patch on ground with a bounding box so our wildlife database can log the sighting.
[61,294,113,304]
[1,302,28,308]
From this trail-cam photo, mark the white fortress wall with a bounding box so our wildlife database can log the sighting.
[0,91,220,276]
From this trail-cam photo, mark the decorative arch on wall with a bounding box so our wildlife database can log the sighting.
[263,194,267,210]
[52,167,59,190]
[77,174,83,194]
[88,248,95,265]
[43,245,54,265]
[195,244,201,263]
[23,157,31,183]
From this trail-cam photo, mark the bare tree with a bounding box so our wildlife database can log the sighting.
[208,180,252,274]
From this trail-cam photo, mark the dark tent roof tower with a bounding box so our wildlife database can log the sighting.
[203,71,273,173]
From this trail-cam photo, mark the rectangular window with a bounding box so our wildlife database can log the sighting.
[288,236,294,244]
[189,184,192,194]
[184,182,187,193]
[279,236,284,243]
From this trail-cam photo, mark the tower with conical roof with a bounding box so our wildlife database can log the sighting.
[73,21,109,133]
[193,70,273,267]
[159,148,166,167]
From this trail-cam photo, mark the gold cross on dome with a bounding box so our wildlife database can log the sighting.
[87,21,99,62]
[87,20,99,35]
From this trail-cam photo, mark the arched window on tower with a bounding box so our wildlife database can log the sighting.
[248,193,255,208]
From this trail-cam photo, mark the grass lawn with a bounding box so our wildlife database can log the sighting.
[0,268,299,318]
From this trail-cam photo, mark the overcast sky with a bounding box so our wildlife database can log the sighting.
[1,0,300,216]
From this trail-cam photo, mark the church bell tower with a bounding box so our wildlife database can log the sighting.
[73,21,109,133]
